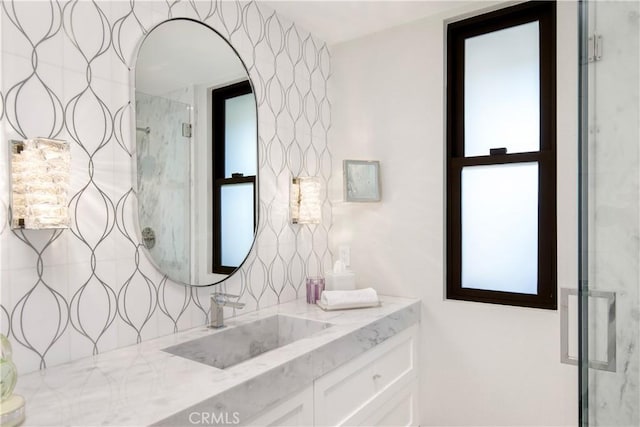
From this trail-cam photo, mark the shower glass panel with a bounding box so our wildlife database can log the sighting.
[579,1,640,425]
[135,92,191,284]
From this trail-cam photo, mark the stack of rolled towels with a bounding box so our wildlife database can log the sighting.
[318,287,380,311]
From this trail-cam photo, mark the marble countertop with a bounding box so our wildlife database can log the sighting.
[15,295,420,426]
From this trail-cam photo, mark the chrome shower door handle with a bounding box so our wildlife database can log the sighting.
[560,287,616,372]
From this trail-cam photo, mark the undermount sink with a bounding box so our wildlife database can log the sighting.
[163,315,331,369]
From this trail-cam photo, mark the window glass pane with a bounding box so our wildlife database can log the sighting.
[464,21,540,157]
[221,182,254,267]
[225,94,257,177]
[461,162,538,294]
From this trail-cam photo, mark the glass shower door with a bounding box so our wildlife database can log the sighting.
[578,1,640,425]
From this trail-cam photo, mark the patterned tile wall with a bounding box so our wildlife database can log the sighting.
[0,0,332,375]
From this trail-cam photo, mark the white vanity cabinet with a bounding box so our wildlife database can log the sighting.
[314,324,419,426]
[246,325,419,427]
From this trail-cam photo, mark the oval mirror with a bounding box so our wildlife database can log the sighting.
[134,19,257,286]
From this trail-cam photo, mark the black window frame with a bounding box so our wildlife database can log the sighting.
[446,1,557,310]
[211,80,256,274]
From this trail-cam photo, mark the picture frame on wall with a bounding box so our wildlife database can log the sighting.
[343,160,381,202]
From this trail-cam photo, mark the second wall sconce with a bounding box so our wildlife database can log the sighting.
[10,138,71,229]
[290,177,321,224]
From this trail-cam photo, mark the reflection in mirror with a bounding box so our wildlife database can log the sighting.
[134,19,258,286]
[212,81,257,274]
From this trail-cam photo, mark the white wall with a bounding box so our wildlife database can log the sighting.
[329,2,578,425]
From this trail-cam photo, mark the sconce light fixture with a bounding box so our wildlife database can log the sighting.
[290,177,321,224]
[10,138,71,229]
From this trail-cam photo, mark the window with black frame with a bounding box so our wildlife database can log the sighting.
[446,1,557,309]
[212,80,257,274]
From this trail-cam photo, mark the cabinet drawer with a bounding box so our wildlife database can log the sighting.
[314,325,417,426]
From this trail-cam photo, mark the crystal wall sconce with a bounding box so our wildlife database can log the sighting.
[290,177,321,224]
[10,138,71,229]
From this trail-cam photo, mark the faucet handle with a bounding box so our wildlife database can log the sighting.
[211,292,245,311]
[212,292,240,300]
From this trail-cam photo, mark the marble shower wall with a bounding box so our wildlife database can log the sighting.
[588,1,640,424]
[0,0,332,375]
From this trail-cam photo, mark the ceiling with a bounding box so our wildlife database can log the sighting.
[261,0,474,45]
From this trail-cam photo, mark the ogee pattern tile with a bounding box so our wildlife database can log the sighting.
[0,0,332,375]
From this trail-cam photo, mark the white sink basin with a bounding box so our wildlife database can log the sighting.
[163,315,331,369]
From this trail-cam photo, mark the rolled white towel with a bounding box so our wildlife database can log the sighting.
[318,288,380,310]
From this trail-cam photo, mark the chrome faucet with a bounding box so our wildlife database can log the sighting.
[210,292,245,328]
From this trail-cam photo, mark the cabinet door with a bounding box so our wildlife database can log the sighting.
[355,379,419,427]
[314,325,418,426]
[244,385,313,427]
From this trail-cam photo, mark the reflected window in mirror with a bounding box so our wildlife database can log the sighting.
[212,81,257,274]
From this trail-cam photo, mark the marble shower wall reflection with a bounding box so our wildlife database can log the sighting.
[0,0,332,375]
[136,91,191,284]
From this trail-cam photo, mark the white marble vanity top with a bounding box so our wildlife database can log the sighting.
[15,295,420,426]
